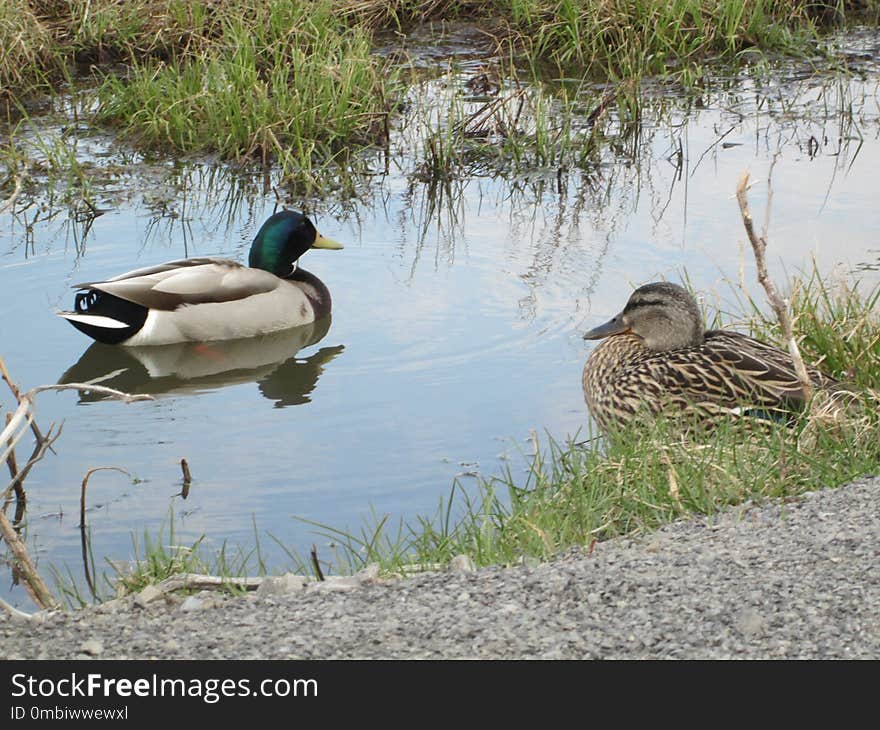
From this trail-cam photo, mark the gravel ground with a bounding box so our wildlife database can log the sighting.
[2,475,879,659]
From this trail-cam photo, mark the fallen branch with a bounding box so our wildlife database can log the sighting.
[735,172,813,402]
[137,573,263,603]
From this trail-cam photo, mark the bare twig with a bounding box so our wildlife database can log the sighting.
[4,413,19,478]
[0,509,60,610]
[735,172,813,401]
[2,423,63,506]
[27,383,154,403]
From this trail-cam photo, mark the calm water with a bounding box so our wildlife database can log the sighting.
[2,30,880,607]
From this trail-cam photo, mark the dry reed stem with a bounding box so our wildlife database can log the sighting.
[735,171,813,402]
[80,466,130,528]
[310,544,324,581]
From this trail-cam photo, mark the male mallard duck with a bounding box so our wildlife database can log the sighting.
[581,281,840,433]
[59,316,342,404]
[58,210,343,346]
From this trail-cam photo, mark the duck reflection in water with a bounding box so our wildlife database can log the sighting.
[58,316,343,407]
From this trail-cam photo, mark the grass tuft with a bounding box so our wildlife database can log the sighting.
[91,1,393,189]
[0,0,58,98]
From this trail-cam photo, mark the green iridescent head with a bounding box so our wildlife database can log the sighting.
[249,210,343,277]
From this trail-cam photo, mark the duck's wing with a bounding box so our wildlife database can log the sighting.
[74,258,279,310]
[700,330,833,406]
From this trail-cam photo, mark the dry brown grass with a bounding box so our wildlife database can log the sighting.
[0,0,57,96]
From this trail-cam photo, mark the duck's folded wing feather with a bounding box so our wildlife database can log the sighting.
[74,258,279,310]
[74,257,224,285]
[701,330,824,404]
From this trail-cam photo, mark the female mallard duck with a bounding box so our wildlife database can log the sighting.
[581,281,840,433]
[58,210,343,346]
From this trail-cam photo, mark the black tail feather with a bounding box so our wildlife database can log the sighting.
[67,289,148,345]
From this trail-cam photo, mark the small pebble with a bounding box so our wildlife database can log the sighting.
[80,639,103,656]
[180,596,204,612]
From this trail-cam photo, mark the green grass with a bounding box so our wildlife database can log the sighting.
[311,414,880,575]
[0,107,109,232]
[512,0,813,79]
[91,1,393,190]
[399,68,614,190]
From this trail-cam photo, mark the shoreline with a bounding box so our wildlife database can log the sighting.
[3,474,877,659]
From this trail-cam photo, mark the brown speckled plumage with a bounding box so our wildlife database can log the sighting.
[582,282,839,433]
